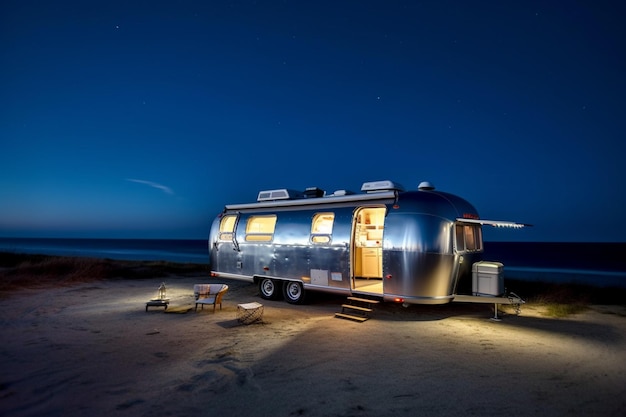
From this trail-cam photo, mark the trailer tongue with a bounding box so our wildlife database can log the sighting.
[453,293,525,320]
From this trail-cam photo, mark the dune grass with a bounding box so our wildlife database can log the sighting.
[504,279,626,317]
[0,251,208,293]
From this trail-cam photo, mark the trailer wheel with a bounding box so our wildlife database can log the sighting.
[283,281,306,304]
[259,278,282,300]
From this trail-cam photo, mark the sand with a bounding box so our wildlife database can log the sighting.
[1,275,625,417]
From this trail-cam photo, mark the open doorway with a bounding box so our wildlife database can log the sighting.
[352,206,386,295]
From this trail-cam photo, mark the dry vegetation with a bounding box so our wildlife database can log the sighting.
[504,279,626,317]
[0,252,208,294]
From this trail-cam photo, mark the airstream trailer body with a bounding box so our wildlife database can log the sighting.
[208,180,527,306]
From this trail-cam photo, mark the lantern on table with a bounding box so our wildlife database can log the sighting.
[158,282,167,300]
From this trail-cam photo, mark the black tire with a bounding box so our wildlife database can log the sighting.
[283,281,306,304]
[259,278,282,300]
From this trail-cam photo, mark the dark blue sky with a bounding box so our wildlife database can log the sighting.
[1,1,624,241]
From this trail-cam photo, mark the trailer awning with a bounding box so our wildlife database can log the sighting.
[455,218,532,228]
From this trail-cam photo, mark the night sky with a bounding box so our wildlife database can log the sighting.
[1,1,624,242]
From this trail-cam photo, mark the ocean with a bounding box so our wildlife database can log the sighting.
[482,241,626,288]
[1,238,625,288]
[0,238,209,264]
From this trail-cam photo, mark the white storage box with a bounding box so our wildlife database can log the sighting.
[472,261,504,296]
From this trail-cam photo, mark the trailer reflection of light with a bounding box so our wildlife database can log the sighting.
[208,180,531,315]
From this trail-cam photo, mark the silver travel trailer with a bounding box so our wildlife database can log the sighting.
[208,180,528,308]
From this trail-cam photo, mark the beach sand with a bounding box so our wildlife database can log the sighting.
[1,272,625,417]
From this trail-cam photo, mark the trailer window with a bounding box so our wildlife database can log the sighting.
[311,212,334,243]
[455,224,483,252]
[218,215,237,241]
[245,215,277,241]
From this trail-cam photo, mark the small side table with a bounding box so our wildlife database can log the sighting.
[146,298,170,312]
[237,302,264,324]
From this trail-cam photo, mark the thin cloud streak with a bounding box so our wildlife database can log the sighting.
[126,178,174,195]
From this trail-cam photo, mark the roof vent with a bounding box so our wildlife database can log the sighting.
[257,189,303,202]
[304,187,325,198]
[329,189,355,196]
[418,181,435,191]
[361,180,405,193]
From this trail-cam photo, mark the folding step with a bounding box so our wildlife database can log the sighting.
[335,296,379,322]
[341,304,373,313]
[334,312,369,322]
[347,296,380,304]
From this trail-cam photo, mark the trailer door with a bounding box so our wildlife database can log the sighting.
[351,207,386,295]
[212,213,241,273]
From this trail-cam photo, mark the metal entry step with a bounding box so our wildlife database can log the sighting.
[335,296,380,322]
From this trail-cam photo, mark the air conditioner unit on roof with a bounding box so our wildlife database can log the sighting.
[361,180,405,193]
[257,189,303,202]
